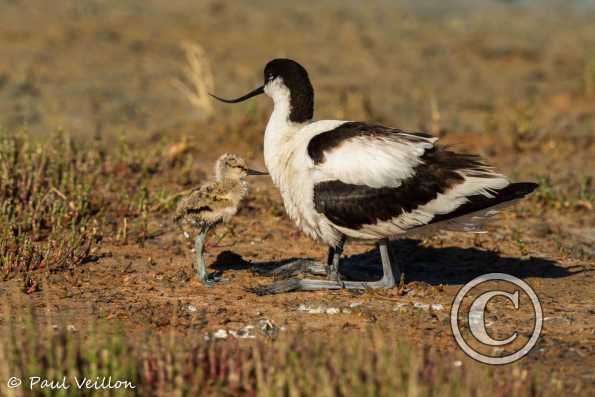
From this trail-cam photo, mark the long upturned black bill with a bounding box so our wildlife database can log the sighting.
[246,168,268,176]
[209,86,265,103]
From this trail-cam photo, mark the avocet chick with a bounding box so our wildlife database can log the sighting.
[175,153,267,285]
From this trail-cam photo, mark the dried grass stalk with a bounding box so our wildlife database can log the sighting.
[172,41,215,119]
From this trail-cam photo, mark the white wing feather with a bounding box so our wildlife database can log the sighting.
[310,129,437,188]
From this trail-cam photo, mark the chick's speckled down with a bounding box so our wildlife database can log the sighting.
[174,153,252,234]
[175,181,243,231]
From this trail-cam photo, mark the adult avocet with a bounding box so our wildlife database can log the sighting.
[211,59,537,294]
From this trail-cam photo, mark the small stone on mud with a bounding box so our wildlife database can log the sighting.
[233,325,256,339]
[187,304,197,313]
[413,302,444,311]
[213,329,228,339]
[297,304,341,315]
[492,347,505,356]
[543,316,568,324]
[301,305,318,313]
[394,302,444,312]
[258,319,279,338]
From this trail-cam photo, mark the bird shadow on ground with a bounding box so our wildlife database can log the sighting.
[342,240,583,285]
[211,250,307,272]
[212,239,584,286]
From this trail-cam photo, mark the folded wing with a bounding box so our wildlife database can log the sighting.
[308,122,517,238]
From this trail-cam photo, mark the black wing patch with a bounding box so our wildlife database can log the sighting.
[307,121,434,165]
[313,146,498,229]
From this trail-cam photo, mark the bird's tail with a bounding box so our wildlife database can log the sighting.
[408,182,538,236]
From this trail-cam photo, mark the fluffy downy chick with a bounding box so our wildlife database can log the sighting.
[175,153,266,284]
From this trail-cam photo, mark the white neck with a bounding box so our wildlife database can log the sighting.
[263,84,302,186]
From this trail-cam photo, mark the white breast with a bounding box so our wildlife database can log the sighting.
[264,116,344,246]
[262,80,349,246]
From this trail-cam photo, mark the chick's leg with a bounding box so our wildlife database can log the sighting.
[194,226,211,284]
[194,224,226,285]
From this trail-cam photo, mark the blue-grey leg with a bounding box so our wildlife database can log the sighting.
[194,225,225,286]
[387,240,403,283]
[250,238,399,295]
[328,236,345,282]
[194,227,210,284]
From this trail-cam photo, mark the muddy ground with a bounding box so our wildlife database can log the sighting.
[0,0,594,394]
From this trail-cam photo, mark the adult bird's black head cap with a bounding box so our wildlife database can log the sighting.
[210,58,314,123]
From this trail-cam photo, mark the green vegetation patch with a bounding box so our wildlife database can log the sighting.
[0,132,100,284]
